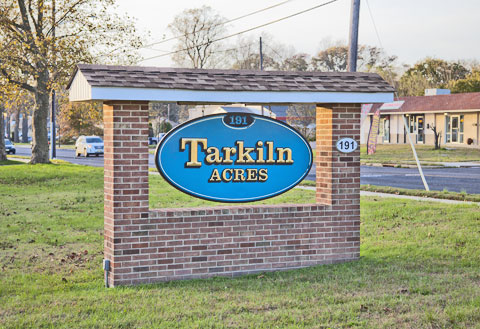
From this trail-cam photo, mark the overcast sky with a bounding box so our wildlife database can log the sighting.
[114,0,480,68]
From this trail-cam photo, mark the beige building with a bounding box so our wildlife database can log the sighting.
[362,90,480,147]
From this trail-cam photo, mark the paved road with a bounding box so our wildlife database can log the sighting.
[15,146,480,194]
[15,146,157,168]
[304,163,480,194]
[360,166,480,194]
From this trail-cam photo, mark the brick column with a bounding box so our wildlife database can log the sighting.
[315,104,361,206]
[103,101,149,287]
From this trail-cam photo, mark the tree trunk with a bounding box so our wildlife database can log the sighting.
[6,115,11,140]
[31,87,50,164]
[0,106,6,161]
[13,110,20,142]
[433,128,440,150]
[22,111,29,143]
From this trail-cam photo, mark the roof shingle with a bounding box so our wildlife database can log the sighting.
[369,92,480,114]
[69,64,394,93]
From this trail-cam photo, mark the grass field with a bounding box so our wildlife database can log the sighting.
[1,163,480,328]
[361,144,480,164]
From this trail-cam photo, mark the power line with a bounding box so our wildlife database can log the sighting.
[138,0,341,63]
[142,0,294,49]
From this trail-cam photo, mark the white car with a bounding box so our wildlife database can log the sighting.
[75,136,104,157]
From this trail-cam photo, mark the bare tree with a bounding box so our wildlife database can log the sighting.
[230,36,267,70]
[277,53,310,71]
[428,124,442,149]
[168,6,227,68]
[230,34,299,71]
[311,41,397,73]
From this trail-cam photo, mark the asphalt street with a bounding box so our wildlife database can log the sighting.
[15,146,480,194]
[15,146,156,168]
[360,165,480,194]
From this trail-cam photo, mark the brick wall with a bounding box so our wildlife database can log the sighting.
[103,102,361,287]
[316,104,361,206]
[103,101,150,286]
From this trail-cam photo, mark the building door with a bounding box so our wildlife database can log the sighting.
[407,115,424,143]
[450,115,460,143]
[416,116,424,143]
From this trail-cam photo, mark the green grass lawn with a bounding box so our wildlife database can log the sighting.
[361,144,480,164]
[1,163,480,328]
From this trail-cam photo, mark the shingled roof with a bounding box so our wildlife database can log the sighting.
[68,64,394,93]
[369,92,480,114]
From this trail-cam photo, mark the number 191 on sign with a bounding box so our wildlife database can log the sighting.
[336,137,358,153]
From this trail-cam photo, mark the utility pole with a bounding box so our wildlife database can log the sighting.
[259,37,264,71]
[347,0,360,72]
[259,37,265,116]
[50,0,56,159]
[50,90,56,158]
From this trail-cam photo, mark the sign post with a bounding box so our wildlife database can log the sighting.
[403,115,430,191]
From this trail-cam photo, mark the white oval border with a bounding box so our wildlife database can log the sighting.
[335,137,358,154]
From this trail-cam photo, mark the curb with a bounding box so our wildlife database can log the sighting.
[295,186,479,205]
[361,162,480,169]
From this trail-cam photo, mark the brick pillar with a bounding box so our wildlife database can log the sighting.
[103,101,149,287]
[315,104,361,206]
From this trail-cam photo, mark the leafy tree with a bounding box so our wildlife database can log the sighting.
[448,70,480,93]
[0,0,143,163]
[404,58,468,85]
[159,121,172,133]
[397,71,433,96]
[57,96,103,140]
[168,6,227,68]
[311,45,348,71]
[398,58,469,96]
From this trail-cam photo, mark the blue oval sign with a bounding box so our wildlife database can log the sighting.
[155,113,313,202]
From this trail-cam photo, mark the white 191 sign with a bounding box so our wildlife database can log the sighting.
[336,137,358,153]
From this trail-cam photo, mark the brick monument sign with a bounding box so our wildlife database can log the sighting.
[68,65,394,287]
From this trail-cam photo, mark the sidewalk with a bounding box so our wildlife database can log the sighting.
[296,186,480,205]
[439,162,480,167]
